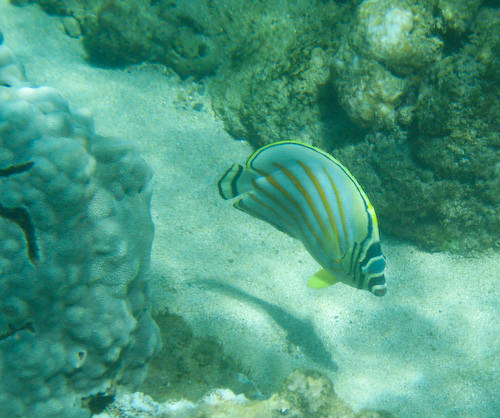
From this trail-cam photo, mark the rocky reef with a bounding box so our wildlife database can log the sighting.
[14,0,223,78]
[18,0,499,253]
[96,369,393,418]
[210,0,500,253]
[331,1,500,252]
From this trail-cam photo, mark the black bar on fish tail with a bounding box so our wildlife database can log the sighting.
[218,163,243,199]
[230,164,244,198]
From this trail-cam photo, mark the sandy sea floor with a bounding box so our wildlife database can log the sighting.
[1,2,499,417]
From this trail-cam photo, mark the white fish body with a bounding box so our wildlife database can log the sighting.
[218,141,387,296]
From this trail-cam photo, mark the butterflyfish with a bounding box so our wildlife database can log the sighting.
[218,141,387,296]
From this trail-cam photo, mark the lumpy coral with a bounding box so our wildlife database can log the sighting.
[0,31,159,417]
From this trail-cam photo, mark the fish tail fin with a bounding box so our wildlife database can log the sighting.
[307,269,339,289]
[218,163,256,199]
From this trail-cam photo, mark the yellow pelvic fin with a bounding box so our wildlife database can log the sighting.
[307,269,339,289]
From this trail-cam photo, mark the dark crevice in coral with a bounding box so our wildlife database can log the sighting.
[0,161,39,264]
[0,161,34,177]
[441,29,470,56]
[0,322,35,341]
[0,204,40,263]
[483,0,500,8]
[318,83,365,147]
[84,393,115,415]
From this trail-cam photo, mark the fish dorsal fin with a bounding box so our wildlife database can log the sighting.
[307,268,339,289]
[247,141,334,172]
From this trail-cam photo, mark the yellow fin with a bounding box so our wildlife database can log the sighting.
[307,269,339,289]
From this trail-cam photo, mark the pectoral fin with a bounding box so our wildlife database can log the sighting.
[307,269,339,289]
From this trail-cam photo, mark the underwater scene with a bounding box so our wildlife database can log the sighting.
[0,0,499,417]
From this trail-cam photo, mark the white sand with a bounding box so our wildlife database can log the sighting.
[1,3,499,417]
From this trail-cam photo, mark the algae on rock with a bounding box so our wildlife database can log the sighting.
[28,0,222,78]
[20,0,500,252]
[209,0,347,148]
[209,0,500,252]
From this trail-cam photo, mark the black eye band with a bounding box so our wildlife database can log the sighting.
[366,257,386,274]
[364,242,382,261]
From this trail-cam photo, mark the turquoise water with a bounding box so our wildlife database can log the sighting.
[0,1,499,417]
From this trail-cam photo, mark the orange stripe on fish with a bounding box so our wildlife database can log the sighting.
[323,167,350,250]
[254,173,329,258]
[297,160,343,253]
[272,163,332,248]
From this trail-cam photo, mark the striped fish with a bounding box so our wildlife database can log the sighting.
[218,141,387,296]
